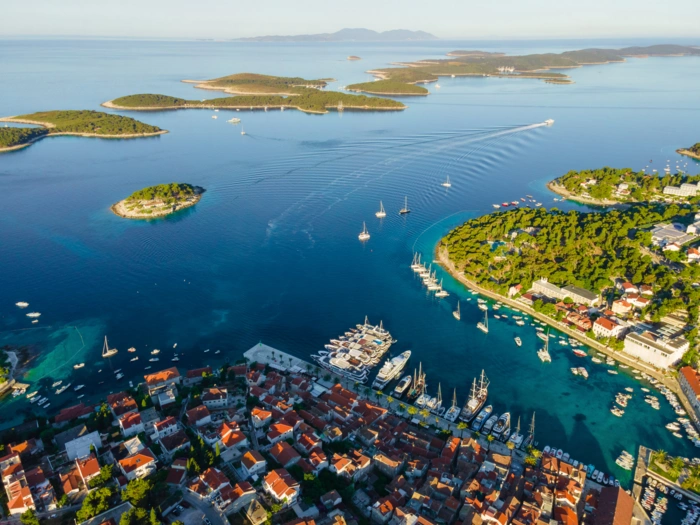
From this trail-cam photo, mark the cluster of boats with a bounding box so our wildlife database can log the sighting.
[16,302,40,323]
[311,317,395,384]
[410,254,449,298]
[570,367,588,379]
[615,450,634,470]
[642,485,668,524]
[544,446,621,487]
[491,195,543,209]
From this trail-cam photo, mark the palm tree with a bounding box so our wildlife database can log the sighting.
[486,434,495,450]
[672,456,685,473]
[419,408,430,422]
[376,390,384,403]
[398,403,406,413]
[386,396,394,409]
[457,422,468,438]
[407,406,418,418]
[506,441,515,451]
[473,431,481,441]
[655,450,668,465]
[363,387,371,399]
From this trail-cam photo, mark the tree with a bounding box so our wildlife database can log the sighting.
[407,406,418,417]
[122,478,152,508]
[506,441,515,450]
[486,434,495,449]
[76,487,114,522]
[215,442,221,458]
[386,395,394,409]
[20,509,40,525]
[397,403,406,413]
[150,508,161,525]
[119,507,149,525]
[655,450,668,464]
[419,409,430,422]
[457,422,468,437]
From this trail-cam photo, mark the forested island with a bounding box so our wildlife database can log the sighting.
[105,73,406,114]
[347,44,700,95]
[0,110,165,152]
[549,167,700,205]
[439,204,700,356]
[678,143,700,160]
[111,183,204,219]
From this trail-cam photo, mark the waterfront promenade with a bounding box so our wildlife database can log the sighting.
[434,247,700,423]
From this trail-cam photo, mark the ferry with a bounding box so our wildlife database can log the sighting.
[393,375,412,398]
[372,350,411,389]
[492,412,511,439]
[472,405,493,431]
[460,370,489,422]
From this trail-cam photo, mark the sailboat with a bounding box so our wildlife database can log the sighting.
[435,279,449,297]
[399,196,411,215]
[358,222,370,241]
[508,417,524,449]
[441,176,452,188]
[240,128,246,135]
[431,384,444,414]
[522,412,536,449]
[444,389,460,422]
[375,201,386,218]
[453,301,461,320]
[477,310,488,333]
[102,336,118,358]
[537,330,552,362]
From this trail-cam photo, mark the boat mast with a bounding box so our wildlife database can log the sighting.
[452,388,457,408]
[437,383,442,404]
[515,416,521,436]
[528,412,536,443]
[102,336,108,357]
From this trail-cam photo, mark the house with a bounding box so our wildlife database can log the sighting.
[188,467,231,502]
[565,311,592,331]
[9,439,43,458]
[373,452,403,478]
[246,499,269,525]
[611,300,632,316]
[53,403,94,428]
[679,367,700,420]
[221,481,257,514]
[143,367,181,395]
[118,412,144,438]
[561,285,600,306]
[251,407,273,428]
[118,449,157,481]
[159,430,191,458]
[270,442,301,468]
[594,486,634,525]
[166,458,188,487]
[624,331,689,369]
[321,490,343,510]
[153,416,178,439]
[217,421,248,451]
[60,470,81,496]
[619,282,638,295]
[107,392,138,418]
[688,248,700,261]
[330,450,372,481]
[186,405,212,427]
[295,433,322,455]
[56,426,102,461]
[241,450,267,479]
[263,469,300,505]
[663,242,681,252]
[508,284,522,298]
[75,453,101,485]
[184,366,213,386]
[639,285,654,297]
[531,278,567,301]
[267,423,294,444]
[202,387,229,410]
[592,317,626,339]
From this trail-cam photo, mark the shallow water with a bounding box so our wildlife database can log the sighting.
[1,38,700,498]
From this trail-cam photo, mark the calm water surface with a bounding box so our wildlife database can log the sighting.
[2,39,700,496]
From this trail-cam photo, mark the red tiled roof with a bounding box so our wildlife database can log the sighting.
[681,367,700,397]
[201,467,230,491]
[242,450,265,470]
[154,416,177,431]
[76,453,100,479]
[119,412,142,430]
[186,405,211,424]
[144,367,180,385]
[270,442,301,467]
[267,423,293,440]
[118,449,156,474]
[187,366,212,379]
[595,317,617,331]
[54,403,93,424]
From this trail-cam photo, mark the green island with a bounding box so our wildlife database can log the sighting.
[111,183,205,219]
[649,450,700,494]
[439,203,700,361]
[678,143,700,161]
[0,110,166,152]
[346,44,700,94]
[548,166,700,206]
[106,73,405,114]
[346,79,429,95]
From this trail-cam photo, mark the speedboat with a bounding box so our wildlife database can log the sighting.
[492,412,511,439]
[514,337,522,347]
[472,405,493,431]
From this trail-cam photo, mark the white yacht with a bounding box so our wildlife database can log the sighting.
[372,350,411,389]
[514,337,522,347]
[73,363,85,369]
[444,389,461,422]
[227,117,241,123]
[375,201,386,218]
[15,302,29,308]
[441,176,452,188]
[358,222,370,241]
[477,311,488,333]
[26,312,41,318]
[151,349,160,355]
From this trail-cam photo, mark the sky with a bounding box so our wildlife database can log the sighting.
[2,0,699,40]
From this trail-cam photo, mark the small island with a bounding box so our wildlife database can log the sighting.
[346,44,700,95]
[346,79,429,96]
[0,110,165,152]
[105,73,406,115]
[678,143,700,161]
[111,183,204,219]
[548,167,700,206]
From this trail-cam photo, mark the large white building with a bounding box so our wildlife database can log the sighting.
[623,331,689,369]
[531,278,568,301]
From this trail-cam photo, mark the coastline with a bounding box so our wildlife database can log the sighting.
[678,148,700,161]
[546,180,621,207]
[111,191,203,219]
[102,99,405,115]
[433,245,676,385]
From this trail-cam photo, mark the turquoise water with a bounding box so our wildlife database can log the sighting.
[1,38,700,494]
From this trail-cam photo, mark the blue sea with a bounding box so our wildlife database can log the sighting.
[2,38,700,500]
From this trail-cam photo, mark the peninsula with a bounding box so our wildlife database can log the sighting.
[678,143,700,161]
[346,44,700,95]
[0,110,165,152]
[438,203,700,368]
[548,166,700,206]
[111,183,204,219]
[105,73,405,114]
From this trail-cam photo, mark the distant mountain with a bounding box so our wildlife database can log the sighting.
[237,28,438,43]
